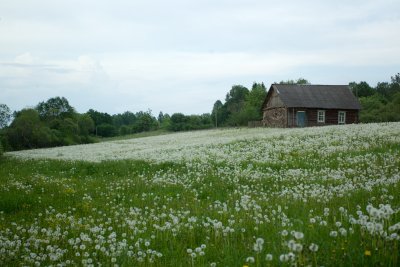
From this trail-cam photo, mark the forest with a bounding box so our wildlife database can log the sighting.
[0,73,399,152]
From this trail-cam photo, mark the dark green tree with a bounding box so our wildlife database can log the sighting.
[240,82,267,122]
[133,110,158,133]
[36,97,75,120]
[0,104,12,129]
[96,124,117,137]
[278,78,310,85]
[211,100,224,127]
[169,113,188,131]
[6,109,57,150]
[349,81,375,98]
[77,114,95,137]
[376,82,391,98]
[87,109,113,127]
[159,113,171,130]
[224,85,249,126]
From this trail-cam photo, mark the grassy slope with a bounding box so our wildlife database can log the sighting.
[0,125,399,266]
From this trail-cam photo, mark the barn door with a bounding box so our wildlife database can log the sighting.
[297,111,306,127]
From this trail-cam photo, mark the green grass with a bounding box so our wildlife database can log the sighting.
[95,129,171,142]
[0,128,399,266]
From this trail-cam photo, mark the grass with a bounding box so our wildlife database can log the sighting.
[95,129,171,142]
[0,124,399,266]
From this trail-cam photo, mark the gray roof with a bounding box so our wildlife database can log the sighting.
[271,84,361,110]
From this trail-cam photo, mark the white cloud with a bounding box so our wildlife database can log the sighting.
[0,0,399,114]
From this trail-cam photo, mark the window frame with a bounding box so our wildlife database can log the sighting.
[338,111,346,124]
[317,110,326,123]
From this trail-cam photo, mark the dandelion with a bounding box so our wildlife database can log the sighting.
[265,254,273,261]
[294,231,304,240]
[246,256,255,263]
[253,237,264,252]
[281,230,288,237]
[364,250,371,256]
[309,243,319,252]
[279,254,289,262]
[330,231,338,238]
[295,243,303,252]
[339,228,347,236]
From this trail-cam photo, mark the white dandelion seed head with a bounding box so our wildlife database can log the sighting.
[309,243,319,252]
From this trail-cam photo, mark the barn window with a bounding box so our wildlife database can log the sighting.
[338,111,346,124]
[317,110,325,123]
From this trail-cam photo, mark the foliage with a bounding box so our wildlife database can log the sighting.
[77,114,95,137]
[90,109,159,136]
[87,109,113,132]
[352,73,400,123]
[5,98,96,150]
[112,111,136,128]
[36,97,75,121]
[96,123,117,137]
[169,113,212,132]
[158,112,171,130]
[278,77,310,85]
[241,82,267,121]
[0,103,12,129]
[132,111,159,133]
[1,123,400,266]
[211,83,266,126]
[349,81,375,97]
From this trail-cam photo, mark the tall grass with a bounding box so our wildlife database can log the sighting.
[0,123,399,266]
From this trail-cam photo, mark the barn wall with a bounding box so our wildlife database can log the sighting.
[287,108,305,127]
[306,109,359,126]
[266,90,285,108]
[262,107,287,127]
[261,86,360,128]
[286,108,359,127]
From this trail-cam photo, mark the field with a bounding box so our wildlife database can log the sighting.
[1,122,400,266]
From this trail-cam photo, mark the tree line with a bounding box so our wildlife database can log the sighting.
[0,74,399,151]
[349,73,400,122]
[0,97,215,151]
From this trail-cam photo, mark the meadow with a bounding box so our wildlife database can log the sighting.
[1,122,400,266]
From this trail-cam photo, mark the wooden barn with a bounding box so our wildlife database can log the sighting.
[262,84,361,127]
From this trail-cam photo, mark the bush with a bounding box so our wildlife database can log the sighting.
[96,124,117,137]
[119,125,131,135]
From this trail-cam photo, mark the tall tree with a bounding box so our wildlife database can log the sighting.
[0,104,12,129]
[87,109,113,136]
[278,78,310,85]
[241,82,267,122]
[6,109,56,150]
[211,100,224,127]
[36,97,75,120]
[349,81,375,98]
[77,114,95,137]
[224,85,249,125]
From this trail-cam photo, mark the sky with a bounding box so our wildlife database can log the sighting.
[1,0,400,115]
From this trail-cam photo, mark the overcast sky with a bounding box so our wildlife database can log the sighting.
[1,0,400,115]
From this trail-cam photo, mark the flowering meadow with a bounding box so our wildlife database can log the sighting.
[1,122,400,266]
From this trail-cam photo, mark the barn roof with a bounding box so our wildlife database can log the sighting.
[270,84,361,110]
